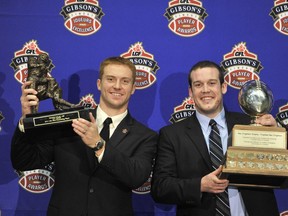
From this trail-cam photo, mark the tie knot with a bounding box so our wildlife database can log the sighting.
[100,117,113,142]
[103,117,112,126]
[209,119,217,127]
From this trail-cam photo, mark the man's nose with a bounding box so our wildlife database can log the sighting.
[113,79,122,88]
[202,84,210,92]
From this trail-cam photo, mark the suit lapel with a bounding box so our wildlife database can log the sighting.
[225,111,242,148]
[89,111,133,174]
[185,114,212,170]
[108,112,133,147]
[225,111,234,135]
[184,112,246,170]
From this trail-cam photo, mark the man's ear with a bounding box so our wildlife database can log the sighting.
[97,79,101,91]
[221,82,227,95]
[131,83,136,95]
[188,86,193,98]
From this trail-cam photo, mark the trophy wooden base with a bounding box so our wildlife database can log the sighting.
[221,146,288,188]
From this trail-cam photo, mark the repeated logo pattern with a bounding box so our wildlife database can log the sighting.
[60,0,104,36]
[221,42,263,89]
[78,94,98,109]
[16,162,55,193]
[10,40,54,84]
[270,0,288,35]
[170,97,195,123]
[5,3,288,214]
[132,171,153,195]
[121,42,159,90]
[276,103,288,129]
[164,0,208,37]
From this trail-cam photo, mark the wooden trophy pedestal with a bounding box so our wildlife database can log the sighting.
[221,125,288,188]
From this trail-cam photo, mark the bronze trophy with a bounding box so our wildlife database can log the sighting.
[221,80,288,188]
[23,53,92,131]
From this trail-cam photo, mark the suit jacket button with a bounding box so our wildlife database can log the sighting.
[89,188,94,193]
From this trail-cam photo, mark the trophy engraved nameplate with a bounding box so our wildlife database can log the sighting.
[221,80,288,188]
[232,125,286,149]
[23,107,92,130]
[22,53,92,131]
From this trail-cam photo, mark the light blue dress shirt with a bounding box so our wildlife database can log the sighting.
[196,108,248,216]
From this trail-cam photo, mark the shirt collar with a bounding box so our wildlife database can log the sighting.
[196,108,226,133]
[96,106,127,128]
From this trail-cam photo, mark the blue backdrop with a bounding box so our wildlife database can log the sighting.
[1,1,288,215]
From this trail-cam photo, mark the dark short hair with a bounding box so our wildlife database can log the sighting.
[188,60,224,87]
[99,57,136,83]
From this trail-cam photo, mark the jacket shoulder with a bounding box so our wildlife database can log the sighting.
[160,116,193,132]
[130,117,158,136]
[226,111,251,124]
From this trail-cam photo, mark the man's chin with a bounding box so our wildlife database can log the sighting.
[108,101,128,109]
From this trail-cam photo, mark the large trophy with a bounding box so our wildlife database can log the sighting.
[23,53,92,132]
[221,80,288,188]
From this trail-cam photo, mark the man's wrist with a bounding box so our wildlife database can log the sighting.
[91,138,105,151]
[95,146,105,158]
[18,117,25,133]
[19,116,24,125]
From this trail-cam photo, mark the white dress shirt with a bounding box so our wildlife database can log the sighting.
[95,106,127,161]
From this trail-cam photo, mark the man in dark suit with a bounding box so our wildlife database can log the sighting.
[11,56,157,216]
[151,60,279,216]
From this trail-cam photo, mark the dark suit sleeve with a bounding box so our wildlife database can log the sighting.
[99,124,158,190]
[151,127,202,205]
[11,126,54,171]
[240,188,279,216]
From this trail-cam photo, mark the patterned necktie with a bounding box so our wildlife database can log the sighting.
[209,119,230,216]
[100,117,112,142]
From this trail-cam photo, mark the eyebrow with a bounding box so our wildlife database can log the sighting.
[105,75,131,79]
[193,79,218,83]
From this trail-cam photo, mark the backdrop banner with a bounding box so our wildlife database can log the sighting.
[1,1,288,215]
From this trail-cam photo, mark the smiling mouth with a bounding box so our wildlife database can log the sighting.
[111,92,122,97]
[201,96,213,101]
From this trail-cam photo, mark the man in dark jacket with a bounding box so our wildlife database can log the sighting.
[11,56,157,216]
[151,60,279,216]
